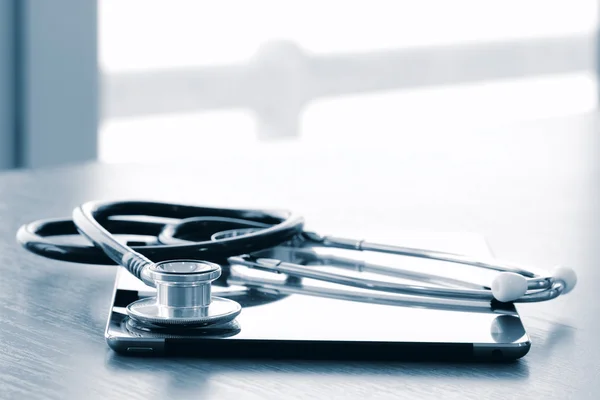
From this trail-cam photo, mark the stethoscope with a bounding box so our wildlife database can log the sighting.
[17,200,577,329]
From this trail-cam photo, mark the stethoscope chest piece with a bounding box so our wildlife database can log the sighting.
[126,260,241,327]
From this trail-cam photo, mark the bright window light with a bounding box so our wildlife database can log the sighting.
[98,1,598,164]
[99,110,257,163]
[99,72,596,163]
[301,72,598,143]
[99,0,598,72]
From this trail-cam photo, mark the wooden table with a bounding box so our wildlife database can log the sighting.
[1,112,599,399]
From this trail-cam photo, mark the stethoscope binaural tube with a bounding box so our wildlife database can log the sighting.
[289,234,578,302]
[228,254,574,303]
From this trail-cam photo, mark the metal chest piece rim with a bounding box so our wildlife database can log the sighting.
[126,260,242,327]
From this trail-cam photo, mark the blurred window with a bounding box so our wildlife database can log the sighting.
[99,0,598,163]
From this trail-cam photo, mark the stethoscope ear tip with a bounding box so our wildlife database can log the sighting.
[491,272,528,303]
[491,266,577,303]
[552,266,577,294]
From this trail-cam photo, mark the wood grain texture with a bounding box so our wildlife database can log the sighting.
[1,112,599,399]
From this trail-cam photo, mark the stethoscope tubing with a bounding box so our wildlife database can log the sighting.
[17,200,304,264]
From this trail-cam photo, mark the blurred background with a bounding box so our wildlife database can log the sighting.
[0,0,598,169]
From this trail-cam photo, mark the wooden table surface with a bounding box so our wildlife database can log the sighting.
[1,112,599,399]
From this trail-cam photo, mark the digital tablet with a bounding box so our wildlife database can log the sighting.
[105,232,530,360]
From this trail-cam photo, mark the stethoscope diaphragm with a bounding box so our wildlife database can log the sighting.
[126,260,241,327]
